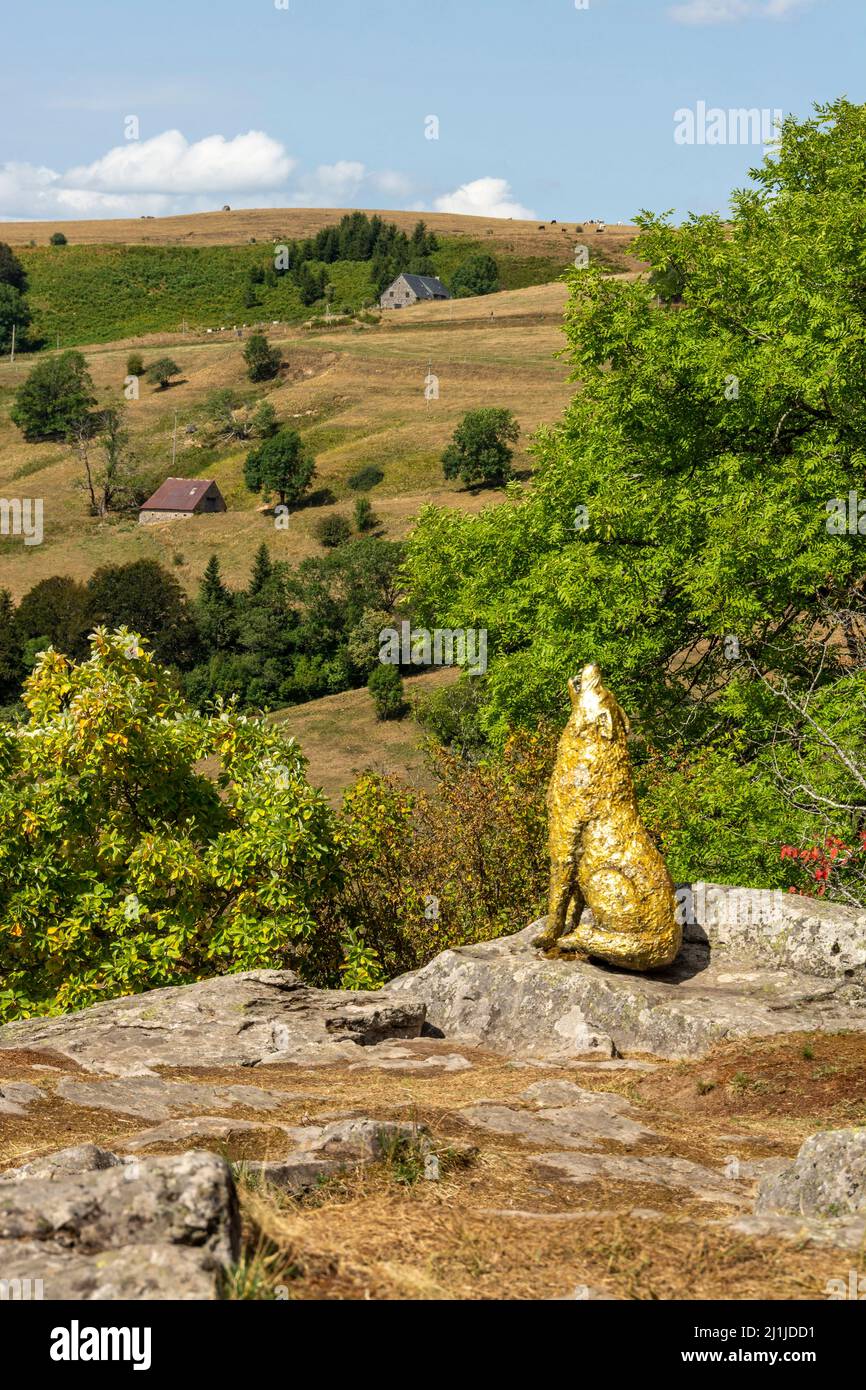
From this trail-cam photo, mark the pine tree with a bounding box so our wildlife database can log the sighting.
[249,543,274,596]
[200,554,229,605]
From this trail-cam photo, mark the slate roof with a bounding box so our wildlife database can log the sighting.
[140,478,219,512]
[398,274,450,299]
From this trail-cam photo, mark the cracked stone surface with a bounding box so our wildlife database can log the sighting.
[0,970,426,1074]
[54,1075,293,1120]
[532,1152,748,1205]
[385,884,866,1059]
[755,1127,866,1217]
[458,1084,656,1150]
[0,1150,239,1300]
[0,1082,44,1116]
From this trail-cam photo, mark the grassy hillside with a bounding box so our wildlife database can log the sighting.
[0,280,583,600]
[17,238,589,347]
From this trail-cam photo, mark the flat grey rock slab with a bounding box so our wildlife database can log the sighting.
[0,1239,224,1300]
[118,1116,267,1153]
[532,1151,749,1205]
[729,1211,866,1252]
[385,885,866,1059]
[54,1075,291,1120]
[0,970,426,1075]
[756,1127,866,1217]
[0,1082,44,1115]
[457,1089,655,1150]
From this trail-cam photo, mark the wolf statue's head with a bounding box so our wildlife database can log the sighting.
[566,663,631,742]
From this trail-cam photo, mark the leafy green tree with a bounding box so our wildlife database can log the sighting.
[0,284,31,353]
[451,254,500,298]
[243,332,281,382]
[86,560,200,668]
[244,428,315,508]
[368,662,406,721]
[0,242,27,292]
[0,629,342,1020]
[405,98,866,888]
[0,591,23,705]
[146,356,182,390]
[16,576,91,659]
[441,408,520,487]
[10,350,96,441]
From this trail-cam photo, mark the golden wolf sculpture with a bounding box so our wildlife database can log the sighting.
[533,664,681,971]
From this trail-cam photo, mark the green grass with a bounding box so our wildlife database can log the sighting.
[17,239,574,348]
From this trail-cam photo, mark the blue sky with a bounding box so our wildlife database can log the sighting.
[1,0,862,222]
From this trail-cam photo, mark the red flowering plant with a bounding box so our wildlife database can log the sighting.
[780,833,866,902]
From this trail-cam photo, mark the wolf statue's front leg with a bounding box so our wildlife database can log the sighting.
[533,853,585,951]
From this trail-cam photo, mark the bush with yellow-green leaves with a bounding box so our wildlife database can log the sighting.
[0,630,341,1021]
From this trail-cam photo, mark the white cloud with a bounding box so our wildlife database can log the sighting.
[64,130,294,194]
[0,131,416,219]
[310,160,366,195]
[668,0,811,20]
[433,176,536,220]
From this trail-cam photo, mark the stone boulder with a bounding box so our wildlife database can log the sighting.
[0,1150,240,1301]
[755,1128,866,1218]
[384,884,866,1059]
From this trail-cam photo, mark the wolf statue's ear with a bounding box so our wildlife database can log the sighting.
[622,710,631,736]
[596,709,614,740]
[567,678,580,708]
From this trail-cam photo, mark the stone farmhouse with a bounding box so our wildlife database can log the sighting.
[138,478,227,525]
[380,273,451,309]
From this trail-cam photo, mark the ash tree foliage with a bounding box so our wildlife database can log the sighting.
[407,99,866,890]
[0,630,342,1021]
[441,407,520,487]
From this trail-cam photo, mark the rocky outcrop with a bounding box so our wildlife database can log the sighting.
[0,1150,239,1300]
[0,970,426,1074]
[385,885,866,1059]
[755,1127,866,1217]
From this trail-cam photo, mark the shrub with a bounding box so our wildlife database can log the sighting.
[126,352,145,377]
[310,729,554,986]
[0,630,341,1021]
[367,662,406,721]
[49,232,68,246]
[244,333,281,382]
[353,496,378,532]
[347,465,383,492]
[315,514,352,548]
[146,357,182,390]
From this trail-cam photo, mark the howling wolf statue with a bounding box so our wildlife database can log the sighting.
[533,664,681,971]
